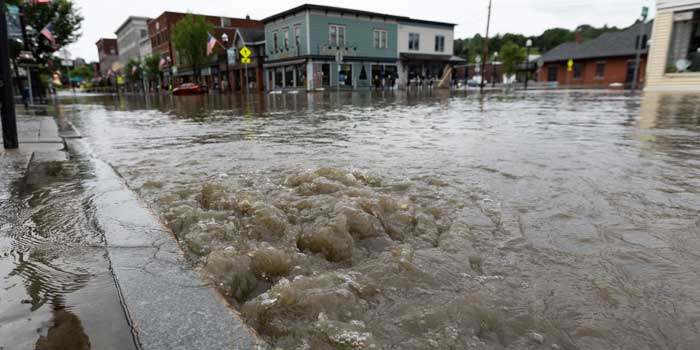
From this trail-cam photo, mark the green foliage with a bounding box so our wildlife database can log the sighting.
[455,23,624,59]
[124,58,141,82]
[499,42,527,75]
[171,13,213,75]
[143,53,162,82]
[68,64,93,81]
[16,0,83,64]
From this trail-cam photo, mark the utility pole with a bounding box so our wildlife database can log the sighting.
[631,6,649,92]
[1,0,19,149]
[480,0,493,93]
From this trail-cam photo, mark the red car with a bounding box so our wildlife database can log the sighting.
[173,83,208,96]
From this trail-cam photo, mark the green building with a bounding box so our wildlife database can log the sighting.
[262,4,454,91]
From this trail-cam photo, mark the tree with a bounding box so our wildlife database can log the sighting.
[68,64,93,82]
[499,42,527,76]
[171,13,213,81]
[124,59,141,83]
[143,53,162,87]
[10,0,83,64]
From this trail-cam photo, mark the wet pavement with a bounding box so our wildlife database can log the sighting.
[2,90,700,349]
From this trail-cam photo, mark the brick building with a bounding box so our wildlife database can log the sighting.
[147,12,262,87]
[95,38,119,77]
[538,21,653,89]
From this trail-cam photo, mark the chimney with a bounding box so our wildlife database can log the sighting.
[246,14,250,20]
[575,32,583,44]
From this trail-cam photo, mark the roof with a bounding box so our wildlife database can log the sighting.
[95,38,117,45]
[235,28,265,44]
[262,4,455,27]
[115,16,151,35]
[540,21,654,63]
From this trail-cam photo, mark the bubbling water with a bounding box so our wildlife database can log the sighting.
[151,167,564,349]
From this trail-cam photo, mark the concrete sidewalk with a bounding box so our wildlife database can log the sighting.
[2,116,266,349]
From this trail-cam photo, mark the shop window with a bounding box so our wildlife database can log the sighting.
[666,10,700,73]
[295,65,306,87]
[339,64,352,86]
[547,65,558,82]
[285,67,294,86]
[573,63,583,79]
[595,62,605,78]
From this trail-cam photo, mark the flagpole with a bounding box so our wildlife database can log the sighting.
[481,0,492,93]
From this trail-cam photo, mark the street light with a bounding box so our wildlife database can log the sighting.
[221,33,230,92]
[525,39,533,91]
[492,51,498,87]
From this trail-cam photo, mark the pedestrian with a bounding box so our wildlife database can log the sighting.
[21,83,29,109]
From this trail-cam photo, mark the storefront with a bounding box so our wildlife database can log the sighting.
[646,1,700,90]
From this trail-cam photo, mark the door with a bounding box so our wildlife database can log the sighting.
[322,64,330,87]
[625,61,637,84]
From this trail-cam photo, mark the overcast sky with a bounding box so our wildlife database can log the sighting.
[65,0,657,61]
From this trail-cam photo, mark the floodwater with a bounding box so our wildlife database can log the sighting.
[29,90,700,349]
[0,140,137,349]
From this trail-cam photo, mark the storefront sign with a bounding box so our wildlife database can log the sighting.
[674,11,694,22]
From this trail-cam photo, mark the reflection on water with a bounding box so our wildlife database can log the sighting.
[53,90,700,349]
[0,147,135,349]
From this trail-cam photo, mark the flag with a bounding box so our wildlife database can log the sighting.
[159,57,167,70]
[33,0,52,4]
[207,32,218,56]
[132,65,138,75]
[40,23,58,48]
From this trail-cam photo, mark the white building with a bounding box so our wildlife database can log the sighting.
[646,0,700,90]
[115,16,152,64]
[397,19,461,86]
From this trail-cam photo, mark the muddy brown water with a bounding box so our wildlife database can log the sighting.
[6,90,700,349]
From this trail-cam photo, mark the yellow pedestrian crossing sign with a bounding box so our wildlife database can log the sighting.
[240,46,252,64]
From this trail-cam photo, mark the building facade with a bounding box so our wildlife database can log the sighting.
[148,12,262,87]
[115,16,151,65]
[263,5,405,91]
[538,21,652,88]
[95,38,119,77]
[223,28,266,92]
[397,19,456,86]
[646,0,700,91]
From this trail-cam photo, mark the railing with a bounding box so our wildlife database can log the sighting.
[314,41,360,57]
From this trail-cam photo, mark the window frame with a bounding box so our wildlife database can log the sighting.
[294,24,302,48]
[435,35,445,52]
[273,31,279,52]
[547,65,558,82]
[329,24,346,47]
[409,33,420,51]
[595,62,606,79]
[283,28,289,50]
[572,63,583,80]
[374,29,388,49]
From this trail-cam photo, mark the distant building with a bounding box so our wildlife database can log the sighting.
[225,28,266,92]
[115,16,152,65]
[397,18,460,85]
[646,0,700,91]
[148,11,262,87]
[262,4,458,91]
[95,38,119,77]
[538,21,653,89]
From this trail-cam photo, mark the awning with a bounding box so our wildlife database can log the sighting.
[400,53,452,62]
[263,58,307,69]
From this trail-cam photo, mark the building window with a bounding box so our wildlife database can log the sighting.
[667,10,700,73]
[573,63,583,79]
[374,30,388,49]
[409,33,420,51]
[329,25,345,47]
[155,22,159,31]
[435,35,445,52]
[141,29,147,38]
[273,31,279,52]
[294,25,301,48]
[595,62,605,78]
[283,29,289,50]
[547,65,558,82]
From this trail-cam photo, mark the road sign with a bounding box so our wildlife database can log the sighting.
[567,59,574,72]
[241,57,251,64]
[240,46,252,58]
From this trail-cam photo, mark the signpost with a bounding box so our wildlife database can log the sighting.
[1,0,19,149]
[631,6,649,92]
[239,46,252,93]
